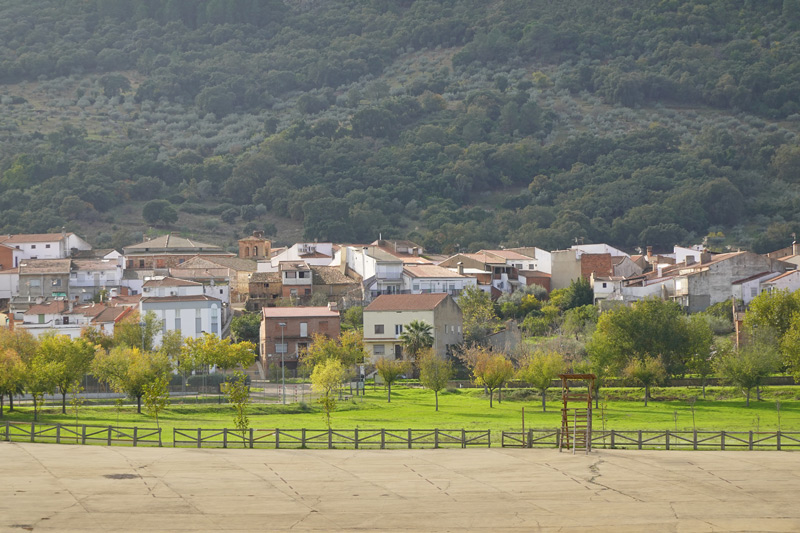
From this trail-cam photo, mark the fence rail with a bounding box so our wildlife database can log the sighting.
[172,427,491,449]
[500,429,800,451]
[2,421,162,446]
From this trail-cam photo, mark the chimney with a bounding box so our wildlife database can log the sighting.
[657,265,663,278]
[685,256,695,266]
[457,261,464,275]
[646,246,653,261]
[794,242,800,256]
[327,302,338,312]
[700,251,712,264]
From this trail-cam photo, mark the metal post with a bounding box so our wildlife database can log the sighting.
[279,322,286,405]
[572,411,576,455]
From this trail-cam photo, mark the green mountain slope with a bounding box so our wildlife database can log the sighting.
[1,0,799,253]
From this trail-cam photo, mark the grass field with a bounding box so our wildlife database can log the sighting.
[4,384,800,439]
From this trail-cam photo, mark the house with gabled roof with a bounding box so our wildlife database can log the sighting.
[401,264,476,297]
[761,270,800,294]
[731,271,780,305]
[363,293,462,361]
[19,301,132,338]
[259,305,341,376]
[123,233,234,270]
[0,231,91,264]
[140,276,225,346]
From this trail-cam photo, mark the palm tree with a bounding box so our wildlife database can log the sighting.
[399,320,434,362]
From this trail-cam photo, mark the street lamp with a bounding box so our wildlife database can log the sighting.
[278,322,286,405]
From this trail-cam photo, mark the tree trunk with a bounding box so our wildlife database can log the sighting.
[137,395,142,413]
[387,382,392,403]
[435,390,439,412]
[62,390,67,415]
[702,382,706,399]
[9,393,13,411]
[595,384,600,409]
[745,389,750,407]
[756,385,761,401]
[644,384,649,407]
[33,398,39,422]
[489,389,494,408]
[498,386,502,404]
[541,389,547,412]
[1,394,4,417]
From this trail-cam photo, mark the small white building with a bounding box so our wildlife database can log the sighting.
[761,270,800,294]
[401,264,476,296]
[140,277,225,346]
[0,231,91,264]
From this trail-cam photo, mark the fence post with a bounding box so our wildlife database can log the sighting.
[328,428,332,449]
[488,429,491,448]
[158,428,162,448]
[276,428,280,449]
[172,428,176,448]
[380,429,385,450]
[31,422,35,443]
[721,431,725,451]
[4,421,9,441]
[223,428,228,449]
[56,423,61,445]
[693,430,697,450]
[81,425,86,445]
[434,429,439,449]
[197,428,202,449]
[407,429,412,449]
[528,429,533,448]
[749,431,753,451]
[354,428,359,450]
[556,428,561,450]
[638,430,642,450]
[666,430,670,450]
[301,428,305,448]
[133,427,138,447]
[462,429,466,449]
[777,431,782,451]
[107,426,112,446]
[249,428,254,449]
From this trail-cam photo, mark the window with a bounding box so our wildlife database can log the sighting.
[195,315,202,333]
[300,322,308,338]
[751,287,758,298]
[45,244,50,249]
[602,283,607,288]
[290,289,298,297]
[373,344,385,355]
[174,317,181,332]
[52,279,61,287]
[276,343,288,354]
[139,260,145,268]
[285,271,296,278]
[220,289,224,294]
[304,288,311,295]
[298,271,308,278]
[395,324,403,335]
[374,324,384,334]
[413,284,419,291]
[29,280,40,288]
[31,245,36,249]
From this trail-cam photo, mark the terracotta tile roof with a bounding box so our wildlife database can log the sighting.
[72,258,119,271]
[109,294,142,306]
[280,261,310,271]
[403,265,469,279]
[72,249,119,259]
[66,303,108,318]
[25,300,69,315]
[250,272,281,283]
[478,249,534,261]
[311,266,358,285]
[731,271,776,285]
[0,233,73,243]
[18,259,71,274]
[141,295,221,303]
[143,277,202,288]
[179,255,258,271]
[94,307,131,323]
[124,234,229,253]
[365,293,449,312]
[763,270,800,283]
[262,306,340,318]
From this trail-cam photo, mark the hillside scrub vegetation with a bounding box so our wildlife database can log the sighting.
[0,1,799,252]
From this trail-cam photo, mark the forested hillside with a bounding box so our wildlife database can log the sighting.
[1,0,800,253]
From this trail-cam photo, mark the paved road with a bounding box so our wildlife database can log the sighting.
[2,442,800,532]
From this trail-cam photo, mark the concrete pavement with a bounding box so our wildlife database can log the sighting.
[2,442,800,532]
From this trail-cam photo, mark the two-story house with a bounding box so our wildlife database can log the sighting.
[123,233,235,270]
[140,276,224,346]
[363,293,463,361]
[401,264,476,297]
[0,231,91,265]
[280,261,313,302]
[70,258,124,302]
[10,259,73,319]
[345,245,404,301]
[259,305,341,375]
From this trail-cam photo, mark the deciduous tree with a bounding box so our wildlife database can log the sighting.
[473,352,514,408]
[517,350,564,412]
[311,358,345,428]
[375,358,409,403]
[92,347,170,413]
[714,341,780,407]
[36,334,96,414]
[624,356,667,406]
[418,349,453,411]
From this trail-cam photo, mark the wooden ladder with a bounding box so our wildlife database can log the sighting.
[558,374,595,454]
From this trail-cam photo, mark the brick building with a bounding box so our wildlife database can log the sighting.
[259,305,341,374]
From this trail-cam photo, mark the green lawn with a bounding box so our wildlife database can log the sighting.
[4,385,800,440]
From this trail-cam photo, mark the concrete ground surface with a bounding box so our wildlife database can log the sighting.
[2,442,800,532]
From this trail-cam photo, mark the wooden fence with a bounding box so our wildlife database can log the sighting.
[501,429,800,451]
[172,427,491,449]
[2,421,162,446]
